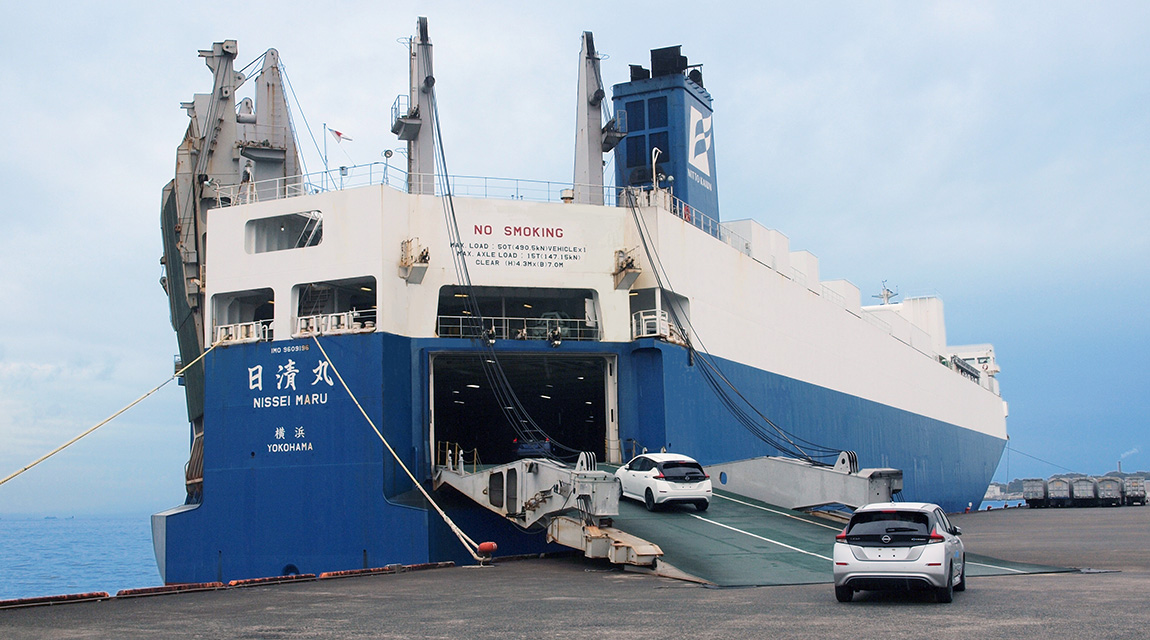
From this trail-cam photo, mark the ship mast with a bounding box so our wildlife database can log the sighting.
[391,17,437,195]
[573,31,625,205]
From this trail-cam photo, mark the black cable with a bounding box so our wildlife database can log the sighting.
[420,43,578,462]
[622,189,841,464]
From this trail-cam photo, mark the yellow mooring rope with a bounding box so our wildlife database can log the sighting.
[0,341,221,489]
[309,336,484,561]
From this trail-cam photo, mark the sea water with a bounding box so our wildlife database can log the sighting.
[0,515,161,601]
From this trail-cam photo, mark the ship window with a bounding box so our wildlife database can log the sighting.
[245,211,323,254]
[293,276,376,336]
[488,472,504,508]
[212,288,275,342]
[625,100,645,131]
[626,134,646,168]
[436,286,598,341]
[648,97,668,129]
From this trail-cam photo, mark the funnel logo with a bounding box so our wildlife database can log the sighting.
[688,106,713,177]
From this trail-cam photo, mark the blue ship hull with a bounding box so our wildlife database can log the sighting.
[154,332,1004,584]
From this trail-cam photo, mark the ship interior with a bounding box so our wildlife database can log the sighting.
[431,353,610,465]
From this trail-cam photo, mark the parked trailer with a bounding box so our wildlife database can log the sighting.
[1047,477,1072,507]
[1096,477,1124,507]
[1124,476,1147,506]
[1022,478,1048,508]
[1070,477,1099,507]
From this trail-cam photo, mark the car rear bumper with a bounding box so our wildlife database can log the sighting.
[838,574,942,591]
[833,544,950,589]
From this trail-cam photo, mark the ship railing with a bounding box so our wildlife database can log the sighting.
[293,309,377,338]
[624,187,752,258]
[212,162,620,208]
[436,441,483,475]
[631,309,672,340]
[629,308,687,345]
[210,162,759,260]
[947,354,982,383]
[861,312,892,334]
[436,315,600,342]
[237,123,290,148]
[214,319,273,344]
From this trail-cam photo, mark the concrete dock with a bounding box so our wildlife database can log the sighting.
[2,505,1147,639]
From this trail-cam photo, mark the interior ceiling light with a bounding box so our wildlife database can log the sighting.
[462,310,471,315]
[360,286,372,292]
[576,376,584,380]
[454,293,469,298]
[466,384,480,389]
[452,390,460,394]
[540,395,551,399]
[585,401,592,405]
[523,303,532,309]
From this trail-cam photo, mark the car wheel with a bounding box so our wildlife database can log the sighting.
[835,585,853,603]
[936,564,954,603]
[954,557,966,592]
[695,500,709,512]
[644,488,657,512]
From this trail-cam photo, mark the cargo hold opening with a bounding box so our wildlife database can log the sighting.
[431,354,610,465]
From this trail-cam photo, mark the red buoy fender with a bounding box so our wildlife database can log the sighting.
[477,541,498,555]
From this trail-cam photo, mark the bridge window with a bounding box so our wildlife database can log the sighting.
[648,96,668,129]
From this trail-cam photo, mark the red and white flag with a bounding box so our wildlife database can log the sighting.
[328,127,353,143]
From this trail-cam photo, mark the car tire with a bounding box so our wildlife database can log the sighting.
[835,585,853,603]
[954,557,966,592]
[695,500,709,512]
[617,481,624,502]
[644,489,657,512]
[936,564,954,603]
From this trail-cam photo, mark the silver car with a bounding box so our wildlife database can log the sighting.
[833,502,966,603]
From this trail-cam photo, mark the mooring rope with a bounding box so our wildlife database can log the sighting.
[0,341,221,489]
[310,336,484,561]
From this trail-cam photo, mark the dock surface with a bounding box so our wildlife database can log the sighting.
[2,505,1147,639]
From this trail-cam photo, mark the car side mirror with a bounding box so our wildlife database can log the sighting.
[952,526,962,536]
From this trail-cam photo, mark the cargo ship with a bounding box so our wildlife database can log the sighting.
[153,20,1008,584]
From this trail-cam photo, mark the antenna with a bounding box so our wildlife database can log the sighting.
[872,280,899,305]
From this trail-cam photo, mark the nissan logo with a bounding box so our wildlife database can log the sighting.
[881,534,892,544]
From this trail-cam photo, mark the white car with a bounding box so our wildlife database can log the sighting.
[615,453,712,512]
[833,502,966,603]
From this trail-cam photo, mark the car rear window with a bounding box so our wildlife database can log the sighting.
[844,511,932,546]
[660,461,707,481]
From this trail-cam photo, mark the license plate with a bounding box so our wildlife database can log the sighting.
[867,547,909,560]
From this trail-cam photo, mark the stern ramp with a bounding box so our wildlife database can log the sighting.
[434,449,661,566]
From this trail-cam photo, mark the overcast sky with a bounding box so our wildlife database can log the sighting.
[1,1,1147,515]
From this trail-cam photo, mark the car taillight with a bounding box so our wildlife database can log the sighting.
[654,473,665,479]
[928,527,945,543]
[835,527,847,543]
